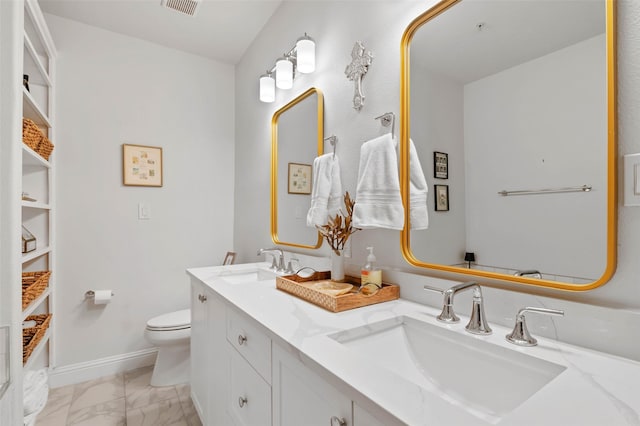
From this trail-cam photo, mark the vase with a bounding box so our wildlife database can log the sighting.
[330,250,345,282]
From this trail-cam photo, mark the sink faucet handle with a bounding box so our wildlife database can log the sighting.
[423,284,444,295]
[506,307,564,347]
[285,257,299,275]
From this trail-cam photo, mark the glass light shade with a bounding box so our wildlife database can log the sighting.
[259,73,275,103]
[275,56,293,90]
[296,35,315,74]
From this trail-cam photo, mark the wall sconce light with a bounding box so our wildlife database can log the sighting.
[275,55,294,89]
[259,72,275,103]
[259,33,315,103]
[296,33,315,74]
[464,252,476,269]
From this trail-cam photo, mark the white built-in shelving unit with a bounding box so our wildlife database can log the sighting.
[20,0,56,371]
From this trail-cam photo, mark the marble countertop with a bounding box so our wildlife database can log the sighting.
[187,263,640,426]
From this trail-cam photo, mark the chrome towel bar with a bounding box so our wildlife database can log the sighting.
[498,185,592,196]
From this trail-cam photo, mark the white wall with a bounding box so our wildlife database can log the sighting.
[234,0,640,314]
[234,0,431,267]
[45,14,235,368]
[465,35,606,281]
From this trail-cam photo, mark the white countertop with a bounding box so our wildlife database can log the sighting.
[187,263,640,426]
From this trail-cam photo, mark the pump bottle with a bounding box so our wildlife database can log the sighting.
[361,247,382,287]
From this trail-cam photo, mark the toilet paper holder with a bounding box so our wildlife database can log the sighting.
[84,290,115,299]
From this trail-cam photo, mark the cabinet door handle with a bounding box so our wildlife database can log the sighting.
[238,396,248,408]
[238,334,247,345]
[198,294,207,303]
[330,416,346,426]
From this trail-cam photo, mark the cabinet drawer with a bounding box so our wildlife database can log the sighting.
[227,307,272,383]
[228,347,272,426]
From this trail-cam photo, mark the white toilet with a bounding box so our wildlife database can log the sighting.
[144,308,191,387]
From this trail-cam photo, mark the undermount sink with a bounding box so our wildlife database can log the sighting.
[329,315,566,424]
[217,266,277,284]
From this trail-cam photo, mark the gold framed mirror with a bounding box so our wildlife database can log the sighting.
[271,87,324,249]
[400,0,617,291]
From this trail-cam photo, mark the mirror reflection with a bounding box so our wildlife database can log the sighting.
[271,88,324,249]
[401,0,616,289]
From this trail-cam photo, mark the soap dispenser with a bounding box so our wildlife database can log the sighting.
[361,247,382,287]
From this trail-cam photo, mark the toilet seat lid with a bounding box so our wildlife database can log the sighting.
[147,309,191,330]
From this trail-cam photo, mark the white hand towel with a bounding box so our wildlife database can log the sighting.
[353,133,405,230]
[307,154,343,227]
[23,368,49,417]
[409,139,429,230]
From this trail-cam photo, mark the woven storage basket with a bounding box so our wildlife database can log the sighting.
[22,118,43,151]
[21,271,51,310]
[37,137,54,161]
[21,118,54,160]
[22,328,38,364]
[22,313,52,365]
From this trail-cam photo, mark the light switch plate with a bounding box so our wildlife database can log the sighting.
[623,154,640,206]
[138,202,150,219]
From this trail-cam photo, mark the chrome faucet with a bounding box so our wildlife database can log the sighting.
[424,281,492,335]
[514,270,542,279]
[257,247,286,274]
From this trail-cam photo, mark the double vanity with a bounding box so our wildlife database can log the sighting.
[188,262,640,426]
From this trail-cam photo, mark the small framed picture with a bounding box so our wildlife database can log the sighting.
[435,184,449,211]
[288,163,312,194]
[223,251,236,265]
[123,144,163,187]
[434,151,448,179]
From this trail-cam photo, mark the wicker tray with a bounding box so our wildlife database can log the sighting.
[22,313,52,365]
[276,271,399,313]
[22,271,51,310]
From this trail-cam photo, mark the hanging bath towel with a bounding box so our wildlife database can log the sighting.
[409,139,429,230]
[307,153,343,227]
[352,133,405,230]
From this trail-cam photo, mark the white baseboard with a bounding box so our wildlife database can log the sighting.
[48,348,158,388]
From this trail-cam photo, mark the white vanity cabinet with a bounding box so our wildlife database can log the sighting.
[227,347,272,426]
[189,271,401,426]
[226,307,272,426]
[190,280,229,426]
[272,344,351,426]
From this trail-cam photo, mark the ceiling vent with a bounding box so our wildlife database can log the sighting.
[161,0,201,17]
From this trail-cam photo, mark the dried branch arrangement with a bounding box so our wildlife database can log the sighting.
[317,192,360,255]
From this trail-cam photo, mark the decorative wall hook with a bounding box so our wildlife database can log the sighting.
[345,41,373,111]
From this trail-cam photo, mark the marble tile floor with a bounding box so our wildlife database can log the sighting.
[35,366,202,426]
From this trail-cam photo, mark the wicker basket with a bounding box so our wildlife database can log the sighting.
[22,118,42,151]
[21,271,51,310]
[22,313,52,364]
[21,118,54,161]
[37,137,54,160]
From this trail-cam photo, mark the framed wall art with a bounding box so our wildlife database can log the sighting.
[435,184,449,211]
[288,163,311,195]
[223,251,237,265]
[123,144,163,187]
[434,151,448,179]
